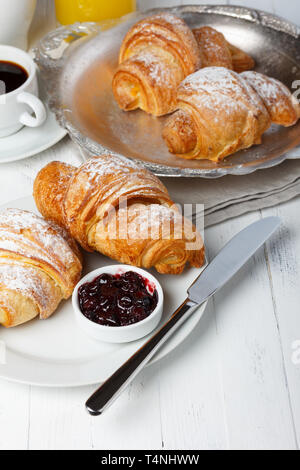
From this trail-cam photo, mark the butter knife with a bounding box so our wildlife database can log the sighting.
[86,216,281,416]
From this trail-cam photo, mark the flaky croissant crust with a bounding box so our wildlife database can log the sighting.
[163,67,300,162]
[242,71,300,127]
[163,67,271,162]
[119,13,201,75]
[113,48,184,116]
[193,26,255,73]
[193,26,233,71]
[0,208,82,327]
[34,155,205,275]
[113,13,201,116]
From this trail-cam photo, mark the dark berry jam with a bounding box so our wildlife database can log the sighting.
[78,271,158,327]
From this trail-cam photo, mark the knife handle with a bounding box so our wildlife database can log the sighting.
[86,298,199,416]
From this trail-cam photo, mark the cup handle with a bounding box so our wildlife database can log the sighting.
[18,92,47,127]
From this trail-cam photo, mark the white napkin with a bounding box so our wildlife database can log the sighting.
[162,152,300,227]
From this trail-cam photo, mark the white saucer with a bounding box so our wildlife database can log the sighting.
[0,107,67,163]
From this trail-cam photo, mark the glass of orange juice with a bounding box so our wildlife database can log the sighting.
[55,0,136,25]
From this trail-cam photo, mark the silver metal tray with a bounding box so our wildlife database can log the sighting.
[35,5,300,178]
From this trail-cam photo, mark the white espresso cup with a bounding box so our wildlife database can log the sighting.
[0,45,47,138]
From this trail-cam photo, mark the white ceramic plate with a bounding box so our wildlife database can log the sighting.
[0,106,67,163]
[0,196,208,387]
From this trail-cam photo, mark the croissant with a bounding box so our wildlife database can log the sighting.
[162,67,271,162]
[112,13,201,116]
[241,71,300,127]
[227,43,255,73]
[193,26,233,70]
[0,209,82,328]
[193,26,255,73]
[34,155,205,275]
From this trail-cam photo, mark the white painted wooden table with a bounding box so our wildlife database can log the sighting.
[0,0,300,450]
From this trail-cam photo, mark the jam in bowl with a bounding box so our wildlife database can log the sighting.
[72,265,164,343]
[78,271,158,327]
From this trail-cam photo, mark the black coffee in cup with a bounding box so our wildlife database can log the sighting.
[0,61,28,94]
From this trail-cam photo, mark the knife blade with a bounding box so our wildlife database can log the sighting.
[86,216,281,416]
[188,216,281,305]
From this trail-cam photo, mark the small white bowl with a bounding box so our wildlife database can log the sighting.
[72,265,164,343]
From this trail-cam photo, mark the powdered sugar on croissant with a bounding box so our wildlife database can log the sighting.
[242,71,300,127]
[193,26,255,73]
[34,155,204,275]
[113,13,201,116]
[193,26,233,70]
[163,67,299,161]
[0,208,82,327]
[163,67,271,161]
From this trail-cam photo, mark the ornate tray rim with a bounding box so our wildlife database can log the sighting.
[34,4,300,178]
